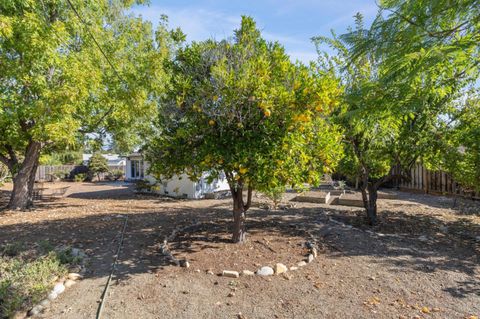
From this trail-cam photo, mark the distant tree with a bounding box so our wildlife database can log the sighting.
[39,150,83,165]
[0,1,176,209]
[146,17,343,243]
[314,13,466,224]
[441,96,480,195]
[88,153,109,181]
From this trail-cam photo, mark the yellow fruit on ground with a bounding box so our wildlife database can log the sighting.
[421,307,430,314]
[208,120,215,126]
[264,109,271,117]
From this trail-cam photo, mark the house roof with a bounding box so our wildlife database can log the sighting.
[82,154,125,165]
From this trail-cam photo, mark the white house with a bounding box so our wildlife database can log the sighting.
[125,152,230,199]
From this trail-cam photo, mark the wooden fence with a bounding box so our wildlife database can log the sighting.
[35,165,125,181]
[395,163,480,199]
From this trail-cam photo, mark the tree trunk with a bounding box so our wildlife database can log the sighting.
[231,189,247,243]
[366,184,378,225]
[7,141,42,210]
[360,183,378,225]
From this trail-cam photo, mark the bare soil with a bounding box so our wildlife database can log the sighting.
[0,182,479,319]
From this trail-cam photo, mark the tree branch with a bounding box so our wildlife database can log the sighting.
[243,186,253,211]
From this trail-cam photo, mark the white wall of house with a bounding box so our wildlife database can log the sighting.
[125,154,230,199]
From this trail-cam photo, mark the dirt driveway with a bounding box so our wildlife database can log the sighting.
[0,182,478,318]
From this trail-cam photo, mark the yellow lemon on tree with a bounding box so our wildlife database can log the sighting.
[239,167,248,175]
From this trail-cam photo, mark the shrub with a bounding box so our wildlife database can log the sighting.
[53,170,68,180]
[134,180,159,193]
[74,173,86,182]
[0,241,80,318]
[262,186,286,209]
[88,153,109,181]
[106,169,124,181]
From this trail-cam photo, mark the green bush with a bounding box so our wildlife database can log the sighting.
[74,173,86,182]
[0,241,80,318]
[88,153,109,181]
[107,169,124,181]
[134,180,159,192]
[262,186,286,209]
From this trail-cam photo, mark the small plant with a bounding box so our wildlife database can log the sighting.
[88,153,109,181]
[0,252,68,318]
[56,247,83,265]
[74,173,86,182]
[38,240,54,254]
[107,169,124,181]
[1,242,26,257]
[0,242,82,317]
[53,170,68,180]
[262,186,286,210]
[335,180,346,190]
[134,180,159,193]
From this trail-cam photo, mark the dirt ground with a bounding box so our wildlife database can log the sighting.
[0,182,479,319]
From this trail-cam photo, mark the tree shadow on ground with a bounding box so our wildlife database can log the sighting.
[0,198,478,300]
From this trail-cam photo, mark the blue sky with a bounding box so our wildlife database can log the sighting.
[131,0,379,63]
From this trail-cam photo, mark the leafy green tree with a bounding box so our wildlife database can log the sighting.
[146,17,343,243]
[314,13,465,224]
[88,153,109,181]
[0,0,174,209]
[441,96,480,195]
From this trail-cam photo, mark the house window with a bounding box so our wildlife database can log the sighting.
[130,159,144,179]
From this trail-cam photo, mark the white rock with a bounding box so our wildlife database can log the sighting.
[39,299,50,307]
[206,270,214,275]
[241,270,255,276]
[274,263,288,275]
[53,282,65,295]
[256,266,274,276]
[222,270,239,278]
[28,305,44,316]
[47,291,58,301]
[311,247,318,258]
[289,266,299,271]
[64,279,76,288]
[307,254,314,263]
[67,273,82,281]
[297,261,307,267]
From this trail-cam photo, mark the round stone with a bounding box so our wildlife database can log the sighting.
[53,283,65,295]
[256,266,274,276]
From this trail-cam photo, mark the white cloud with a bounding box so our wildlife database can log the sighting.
[131,5,240,42]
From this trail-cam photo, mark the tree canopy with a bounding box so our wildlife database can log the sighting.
[314,5,478,223]
[0,0,176,208]
[146,16,343,242]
